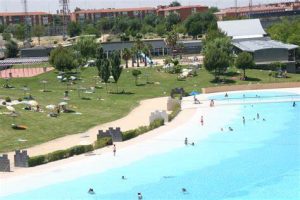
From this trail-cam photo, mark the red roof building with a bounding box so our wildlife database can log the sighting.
[215,1,300,20]
[72,7,157,23]
[157,5,208,21]
[0,12,53,26]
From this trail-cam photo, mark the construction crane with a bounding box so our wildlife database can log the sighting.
[59,0,70,40]
[22,0,31,47]
[249,0,253,19]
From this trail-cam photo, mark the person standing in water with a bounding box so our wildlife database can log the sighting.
[184,138,188,146]
[200,116,204,126]
[293,102,296,107]
[257,113,260,119]
[243,116,245,125]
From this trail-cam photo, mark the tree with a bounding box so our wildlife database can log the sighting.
[82,24,100,37]
[132,69,142,86]
[166,13,181,31]
[49,45,77,71]
[169,1,181,7]
[155,23,166,37]
[111,51,123,92]
[144,13,158,27]
[0,25,4,33]
[97,18,114,33]
[99,59,110,93]
[14,24,26,41]
[235,52,255,80]
[5,40,18,58]
[128,18,142,36]
[33,25,45,45]
[122,48,131,68]
[204,38,232,80]
[166,30,179,58]
[133,34,145,67]
[185,12,216,38]
[67,22,81,37]
[74,36,97,64]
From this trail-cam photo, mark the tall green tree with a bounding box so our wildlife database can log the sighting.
[235,52,255,80]
[33,25,45,45]
[67,22,82,37]
[74,36,97,64]
[185,12,216,38]
[204,38,232,80]
[100,59,111,93]
[14,24,26,41]
[166,30,179,58]
[5,40,18,58]
[49,45,77,71]
[111,51,123,92]
[166,12,181,31]
[122,48,131,68]
[133,34,145,67]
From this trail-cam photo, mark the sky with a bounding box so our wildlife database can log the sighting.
[0,0,294,13]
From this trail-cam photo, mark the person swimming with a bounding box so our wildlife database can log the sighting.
[182,188,187,193]
[122,176,126,180]
[138,192,143,199]
[229,127,233,131]
[88,188,95,194]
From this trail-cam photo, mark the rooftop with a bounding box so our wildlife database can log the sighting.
[0,12,49,17]
[217,19,267,39]
[232,38,298,52]
[157,5,207,12]
[74,7,156,14]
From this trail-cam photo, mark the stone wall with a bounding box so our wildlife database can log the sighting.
[167,97,181,111]
[98,127,122,142]
[149,110,168,124]
[0,154,10,172]
[14,150,29,168]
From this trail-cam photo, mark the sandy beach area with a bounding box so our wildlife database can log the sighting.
[0,87,299,197]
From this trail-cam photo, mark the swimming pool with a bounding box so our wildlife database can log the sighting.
[1,91,300,200]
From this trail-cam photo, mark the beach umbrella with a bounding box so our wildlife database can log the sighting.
[6,106,15,112]
[28,100,38,106]
[46,105,56,110]
[189,91,200,96]
[59,102,68,106]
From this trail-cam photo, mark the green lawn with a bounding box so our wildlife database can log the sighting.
[0,66,300,153]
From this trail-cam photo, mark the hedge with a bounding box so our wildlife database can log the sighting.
[122,118,165,141]
[28,144,94,167]
[28,155,46,167]
[94,137,112,149]
[168,104,181,122]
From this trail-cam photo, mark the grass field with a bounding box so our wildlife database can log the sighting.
[0,65,300,153]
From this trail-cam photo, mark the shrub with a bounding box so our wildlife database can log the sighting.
[47,150,68,162]
[17,98,22,102]
[94,137,112,149]
[68,145,93,156]
[28,155,46,167]
[122,129,138,141]
[168,104,181,122]
[149,118,164,130]
[5,96,11,102]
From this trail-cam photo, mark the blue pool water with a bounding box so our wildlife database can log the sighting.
[2,92,300,200]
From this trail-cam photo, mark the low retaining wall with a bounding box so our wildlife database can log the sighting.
[202,82,300,94]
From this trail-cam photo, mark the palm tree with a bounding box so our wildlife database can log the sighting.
[122,48,131,68]
[142,44,153,67]
[166,30,179,58]
[133,34,145,67]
